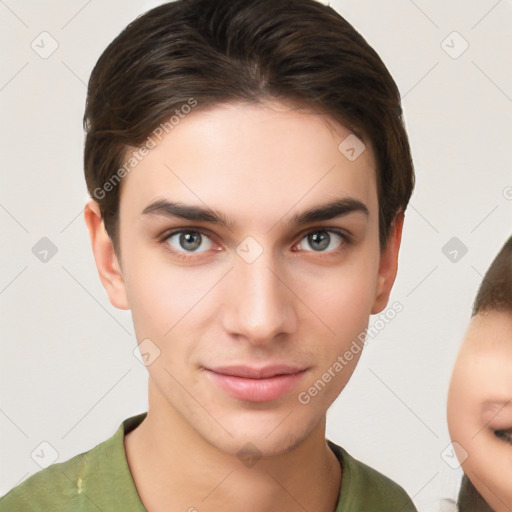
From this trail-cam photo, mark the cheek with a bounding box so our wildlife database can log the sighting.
[291,251,379,376]
[297,236,379,306]
[464,433,512,509]
[123,243,210,338]
[322,250,379,328]
[448,365,512,506]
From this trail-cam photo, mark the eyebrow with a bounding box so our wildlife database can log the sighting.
[141,197,369,230]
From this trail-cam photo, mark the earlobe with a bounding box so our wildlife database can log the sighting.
[370,211,404,314]
[83,199,130,310]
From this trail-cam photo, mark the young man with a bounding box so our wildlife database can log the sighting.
[0,0,417,510]
[447,235,512,512]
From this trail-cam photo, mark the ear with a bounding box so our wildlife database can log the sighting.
[83,199,130,310]
[370,210,404,314]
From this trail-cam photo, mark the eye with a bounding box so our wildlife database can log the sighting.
[295,229,348,253]
[494,428,512,445]
[160,227,350,261]
[163,230,214,256]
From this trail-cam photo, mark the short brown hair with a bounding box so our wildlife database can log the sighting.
[472,235,512,316]
[83,0,415,258]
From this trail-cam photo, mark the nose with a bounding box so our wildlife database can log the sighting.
[221,249,298,346]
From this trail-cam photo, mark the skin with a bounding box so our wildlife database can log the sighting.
[447,310,512,512]
[84,100,403,512]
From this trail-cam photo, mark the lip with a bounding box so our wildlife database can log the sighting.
[204,364,308,402]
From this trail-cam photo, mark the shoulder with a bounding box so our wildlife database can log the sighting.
[328,440,418,512]
[0,449,90,511]
[0,413,146,512]
[0,416,129,512]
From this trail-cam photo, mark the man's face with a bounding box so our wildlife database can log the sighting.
[447,310,512,512]
[106,100,396,456]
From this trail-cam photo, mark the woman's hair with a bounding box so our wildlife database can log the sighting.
[472,235,512,316]
[457,234,512,511]
[83,0,414,259]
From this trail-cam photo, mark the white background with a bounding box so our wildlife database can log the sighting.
[1,1,511,510]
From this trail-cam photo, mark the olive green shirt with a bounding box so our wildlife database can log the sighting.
[0,412,417,511]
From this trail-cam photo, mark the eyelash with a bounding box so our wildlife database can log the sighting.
[494,428,512,445]
[159,227,352,261]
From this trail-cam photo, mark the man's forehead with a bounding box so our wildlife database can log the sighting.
[122,101,374,169]
[120,169,377,236]
[122,163,376,228]
[118,101,378,221]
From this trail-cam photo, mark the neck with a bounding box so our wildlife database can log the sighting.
[124,379,342,512]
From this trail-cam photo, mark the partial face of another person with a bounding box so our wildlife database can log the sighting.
[91,100,401,457]
[448,310,512,512]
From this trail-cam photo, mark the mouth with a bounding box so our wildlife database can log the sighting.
[203,364,308,402]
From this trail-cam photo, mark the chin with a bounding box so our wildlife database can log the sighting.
[201,415,317,459]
